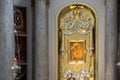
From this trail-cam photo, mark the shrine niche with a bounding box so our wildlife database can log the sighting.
[56,3,98,80]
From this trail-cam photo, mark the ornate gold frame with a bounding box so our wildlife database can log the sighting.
[56,2,98,80]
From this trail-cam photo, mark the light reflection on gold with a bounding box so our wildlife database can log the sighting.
[70,42,84,60]
[79,6,84,9]
[70,6,76,9]
[75,15,79,19]
[82,30,87,32]
[70,5,84,9]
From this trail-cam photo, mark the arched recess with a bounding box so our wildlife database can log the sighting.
[56,2,98,80]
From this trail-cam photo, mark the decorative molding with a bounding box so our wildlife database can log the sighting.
[60,5,94,35]
[32,0,49,7]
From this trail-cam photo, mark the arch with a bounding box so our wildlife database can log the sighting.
[56,2,98,80]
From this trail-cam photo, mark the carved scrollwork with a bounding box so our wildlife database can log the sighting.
[61,7,94,35]
[14,10,23,28]
[79,14,91,29]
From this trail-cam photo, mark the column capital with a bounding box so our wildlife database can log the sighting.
[35,0,49,6]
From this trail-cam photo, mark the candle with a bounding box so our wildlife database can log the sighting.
[14,57,17,62]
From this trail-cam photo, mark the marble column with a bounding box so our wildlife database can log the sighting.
[0,0,14,80]
[105,0,118,80]
[118,0,120,79]
[34,0,48,80]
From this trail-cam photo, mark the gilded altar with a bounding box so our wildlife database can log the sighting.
[56,2,97,80]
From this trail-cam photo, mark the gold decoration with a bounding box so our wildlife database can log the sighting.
[56,2,98,80]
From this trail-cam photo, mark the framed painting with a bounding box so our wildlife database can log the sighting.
[69,40,86,63]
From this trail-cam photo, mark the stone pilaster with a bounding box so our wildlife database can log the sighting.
[105,0,118,80]
[0,0,14,80]
[34,0,48,80]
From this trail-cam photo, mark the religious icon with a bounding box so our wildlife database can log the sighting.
[70,42,84,61]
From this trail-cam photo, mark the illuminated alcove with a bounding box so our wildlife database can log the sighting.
[56,2,98,80]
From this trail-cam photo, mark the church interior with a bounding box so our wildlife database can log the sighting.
[0,0,120,80]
